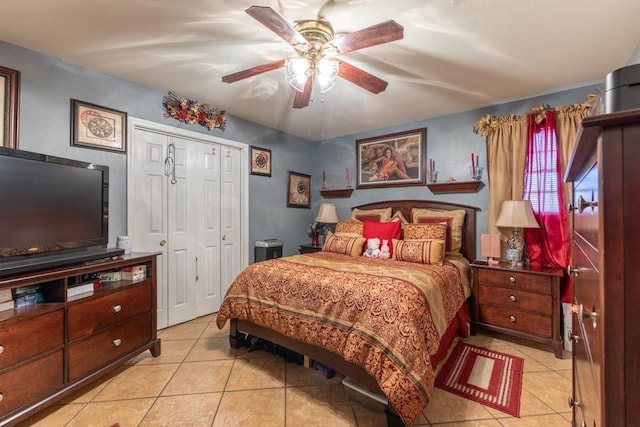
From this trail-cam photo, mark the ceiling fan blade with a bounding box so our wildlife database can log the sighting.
[329,20,403,55]
[246,6,310,48]
[293,76,313,109]
[221,59,286,83]
[336,59,388,94]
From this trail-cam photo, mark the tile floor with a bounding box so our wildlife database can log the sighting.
[18,314,573,426]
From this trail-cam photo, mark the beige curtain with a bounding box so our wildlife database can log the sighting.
[484,115,528,236]
[554,102,594,207]
[474,95,595,252]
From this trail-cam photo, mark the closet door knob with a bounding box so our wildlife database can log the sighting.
[160,240,167,247]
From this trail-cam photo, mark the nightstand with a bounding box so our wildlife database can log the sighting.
[299,244,322,254]
[471,261,565,358]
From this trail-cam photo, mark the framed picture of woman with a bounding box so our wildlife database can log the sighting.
[356,128,426,189]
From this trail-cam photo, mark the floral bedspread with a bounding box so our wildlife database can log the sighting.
[216,252,471,426]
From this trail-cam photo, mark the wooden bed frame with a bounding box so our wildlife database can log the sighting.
[229,199,478,426]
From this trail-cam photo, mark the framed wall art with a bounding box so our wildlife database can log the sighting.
[356,127,426,189]
[71,99,127,152]
[287,171,311,208]
[250,145,272,177]
[1,66,20,148]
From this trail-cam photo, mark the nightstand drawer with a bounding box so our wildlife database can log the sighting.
[478,285,552,315]
[477,269,552,294]
[478,305,551,336]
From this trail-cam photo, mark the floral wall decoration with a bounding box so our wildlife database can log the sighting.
[162,91,226,131]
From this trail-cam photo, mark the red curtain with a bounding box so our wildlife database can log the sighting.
[523,110,571,302]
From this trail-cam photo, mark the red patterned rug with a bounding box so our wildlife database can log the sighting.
[435,341,524,417]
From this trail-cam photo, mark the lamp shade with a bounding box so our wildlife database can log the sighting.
[494,200,540,229]
[315,203,339,223]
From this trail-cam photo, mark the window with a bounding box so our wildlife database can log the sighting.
[524,123,560,214]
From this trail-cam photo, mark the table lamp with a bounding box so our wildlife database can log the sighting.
[494,200,539,268]
[314,203,339,245]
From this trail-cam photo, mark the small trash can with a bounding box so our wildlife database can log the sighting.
[255,239,283,262]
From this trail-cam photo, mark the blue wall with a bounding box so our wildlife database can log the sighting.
[0,40,599,260]
[311,85,598,256]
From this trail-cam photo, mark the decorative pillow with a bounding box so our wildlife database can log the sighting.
[322,231,366,257]
[391,239,445,266]
[362,220,402,256]
[412,208,466,256]
[352,207,392,222]
[403,223,448,243]
[335,220,363,236]
[388,210,409,224]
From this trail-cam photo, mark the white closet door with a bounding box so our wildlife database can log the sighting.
[195,142,222,316]
[128,118,249,329]
[129,128,169,329]
[220,146,243,295]
[166,137,199,325]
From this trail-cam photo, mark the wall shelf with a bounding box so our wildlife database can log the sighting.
[427,181,483,194]
[320,188,354,198]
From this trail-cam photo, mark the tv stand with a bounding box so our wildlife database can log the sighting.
[0,253,161,426]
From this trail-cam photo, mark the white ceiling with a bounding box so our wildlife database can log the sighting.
[1,0,639,141]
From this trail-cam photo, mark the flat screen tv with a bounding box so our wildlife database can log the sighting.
[0,147,123,277]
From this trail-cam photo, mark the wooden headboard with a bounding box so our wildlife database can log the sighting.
[352,199,479,263]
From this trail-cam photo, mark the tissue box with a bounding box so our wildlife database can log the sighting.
[122,265,146,282]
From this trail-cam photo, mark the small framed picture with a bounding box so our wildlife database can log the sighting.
[71,99,127,153]
[1,65,20,148]
[287,171,311,208]
[250,146,272,176]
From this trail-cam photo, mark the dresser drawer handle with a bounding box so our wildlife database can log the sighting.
[508,295,517,302]
[509,276,516,283]
[0,392,3,402]
[508,315,516,322]
[112,304,122,314]
[112,338,122,347]
[0,345,4,355]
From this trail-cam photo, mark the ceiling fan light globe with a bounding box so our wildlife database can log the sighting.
[317,78,335,93]
[288,76,307,92]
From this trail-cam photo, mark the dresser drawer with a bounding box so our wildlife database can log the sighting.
[0,310,64,370]
[478,305,551,337]
[478,284,552,315]
[477,269,552,294]
[68,283,151,341]
[0,350,63,418]
[68,314,152,382]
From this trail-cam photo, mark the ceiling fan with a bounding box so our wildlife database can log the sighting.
[221,6,404,109]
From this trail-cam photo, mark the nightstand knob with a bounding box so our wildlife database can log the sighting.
[508,295,517,302]
[568,330,580,343]
[508,315,516,322]
[509,276,516,283]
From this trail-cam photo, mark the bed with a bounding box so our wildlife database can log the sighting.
[216,200,478,426]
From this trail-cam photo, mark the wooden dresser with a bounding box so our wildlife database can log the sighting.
[564,107,640,427]
[0,253,161,426]
[471,262,564,358]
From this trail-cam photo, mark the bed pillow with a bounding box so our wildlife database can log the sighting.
[411,208,466,256]
[391,239,446,266]
[388,210,409,224]
[362,220,402,256]
[335,220,363,236]
[322,231,366,257]
[403,223,448,243]
[352,207,392,222]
